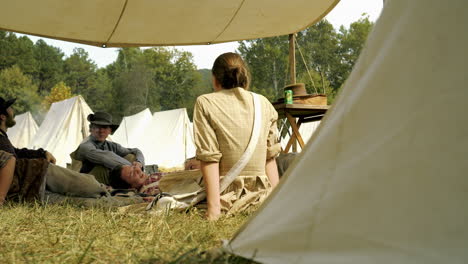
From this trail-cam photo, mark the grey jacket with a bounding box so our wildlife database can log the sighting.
[75,136,145,173]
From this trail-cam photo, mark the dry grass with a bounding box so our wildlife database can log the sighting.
[0,202,258,263]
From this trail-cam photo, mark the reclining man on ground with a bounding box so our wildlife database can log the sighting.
[73,112,146,187]
[103,157,204,197]
[0,97,108,204]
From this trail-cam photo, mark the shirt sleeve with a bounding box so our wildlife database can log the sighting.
[75,140,132,169]
[113,142,145,167]
[193,96,222,162]
[266,102,281,159]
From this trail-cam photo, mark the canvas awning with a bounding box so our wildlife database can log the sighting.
[0,0,338,47]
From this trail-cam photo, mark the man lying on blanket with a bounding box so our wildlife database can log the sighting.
[106,164,164,197]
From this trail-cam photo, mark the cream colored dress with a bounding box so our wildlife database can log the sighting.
[193,87,281,214]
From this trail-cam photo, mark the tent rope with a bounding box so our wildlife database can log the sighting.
[294,37,319,94]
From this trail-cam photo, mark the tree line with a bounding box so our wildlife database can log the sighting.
[0,16,373,123]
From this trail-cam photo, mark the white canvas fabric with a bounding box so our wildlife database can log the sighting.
[29,96,93,167]
[228,0,468,263]
[0,0,338,47]
[112,108,152,148]
[142,108,195,168]
[7,111,38,148]
[280,120,321,151]
[112,108,196,168]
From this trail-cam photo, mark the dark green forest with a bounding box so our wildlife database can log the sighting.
[0,17,373,123]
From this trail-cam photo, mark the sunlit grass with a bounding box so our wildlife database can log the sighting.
[0,202,257,263]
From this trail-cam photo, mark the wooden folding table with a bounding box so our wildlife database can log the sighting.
[273,103,329,153]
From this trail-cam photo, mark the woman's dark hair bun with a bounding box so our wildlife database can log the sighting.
[212,53,250,90]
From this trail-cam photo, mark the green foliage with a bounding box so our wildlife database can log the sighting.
[33,39,65,94]
[239,17,374,103]
[239,36,289,101]
[0,15,373,119]
[296,20,339,94]
[42,81,74,109]
[63,48,97,96]
[108,47,202,121]
[87,69,114,112]
[335,16,374,88]
[0,65,41,114]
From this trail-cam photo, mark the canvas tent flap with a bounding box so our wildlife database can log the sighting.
[7,111,38,149]
[228,0,468,263]
[29,96,93,167]
[141,108,195,168]
[112,108,195,168]
[0,0,338,47]
[112,108,152,148]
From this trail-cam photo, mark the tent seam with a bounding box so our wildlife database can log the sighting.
[105,0,129,46]
[212,0,247,43]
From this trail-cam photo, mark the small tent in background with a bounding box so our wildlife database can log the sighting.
[112,108,195,168]
[228,0,468,263]
[112,108,152,148]
[140,108,195,168]
[29,96,93,167]
[7,111,38,148]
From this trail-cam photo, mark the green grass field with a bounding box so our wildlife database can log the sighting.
[0,203,258,263]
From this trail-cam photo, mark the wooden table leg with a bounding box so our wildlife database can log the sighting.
[286,113,305,149]
[284,118,303,153]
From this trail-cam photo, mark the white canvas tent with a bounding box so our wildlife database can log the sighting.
[228,0,468,263]
[112,108,152,148]
[7,111,38,148]
[113,108,196,168]
[29,96,93,167]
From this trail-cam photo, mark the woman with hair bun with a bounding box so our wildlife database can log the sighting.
[193,52,281,220]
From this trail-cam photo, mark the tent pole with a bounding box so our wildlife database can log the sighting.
[289,33,296,84]
[289,33,298,152]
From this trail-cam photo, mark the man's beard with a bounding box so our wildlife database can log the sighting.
[5,114,16,128]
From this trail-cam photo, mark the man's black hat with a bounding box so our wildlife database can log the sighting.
[87,111,120,132]
[0,97,16,115]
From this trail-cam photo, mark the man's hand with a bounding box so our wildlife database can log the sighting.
[45,151,56,164]
[132,161,143,169]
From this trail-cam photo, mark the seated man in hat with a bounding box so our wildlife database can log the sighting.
[74,112,146,186]
[0,97,107,203]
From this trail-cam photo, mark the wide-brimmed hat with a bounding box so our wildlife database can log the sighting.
[276,83,327,105]
[87,112,119,132]
[0,97,16,114]
[284,83,309,97]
